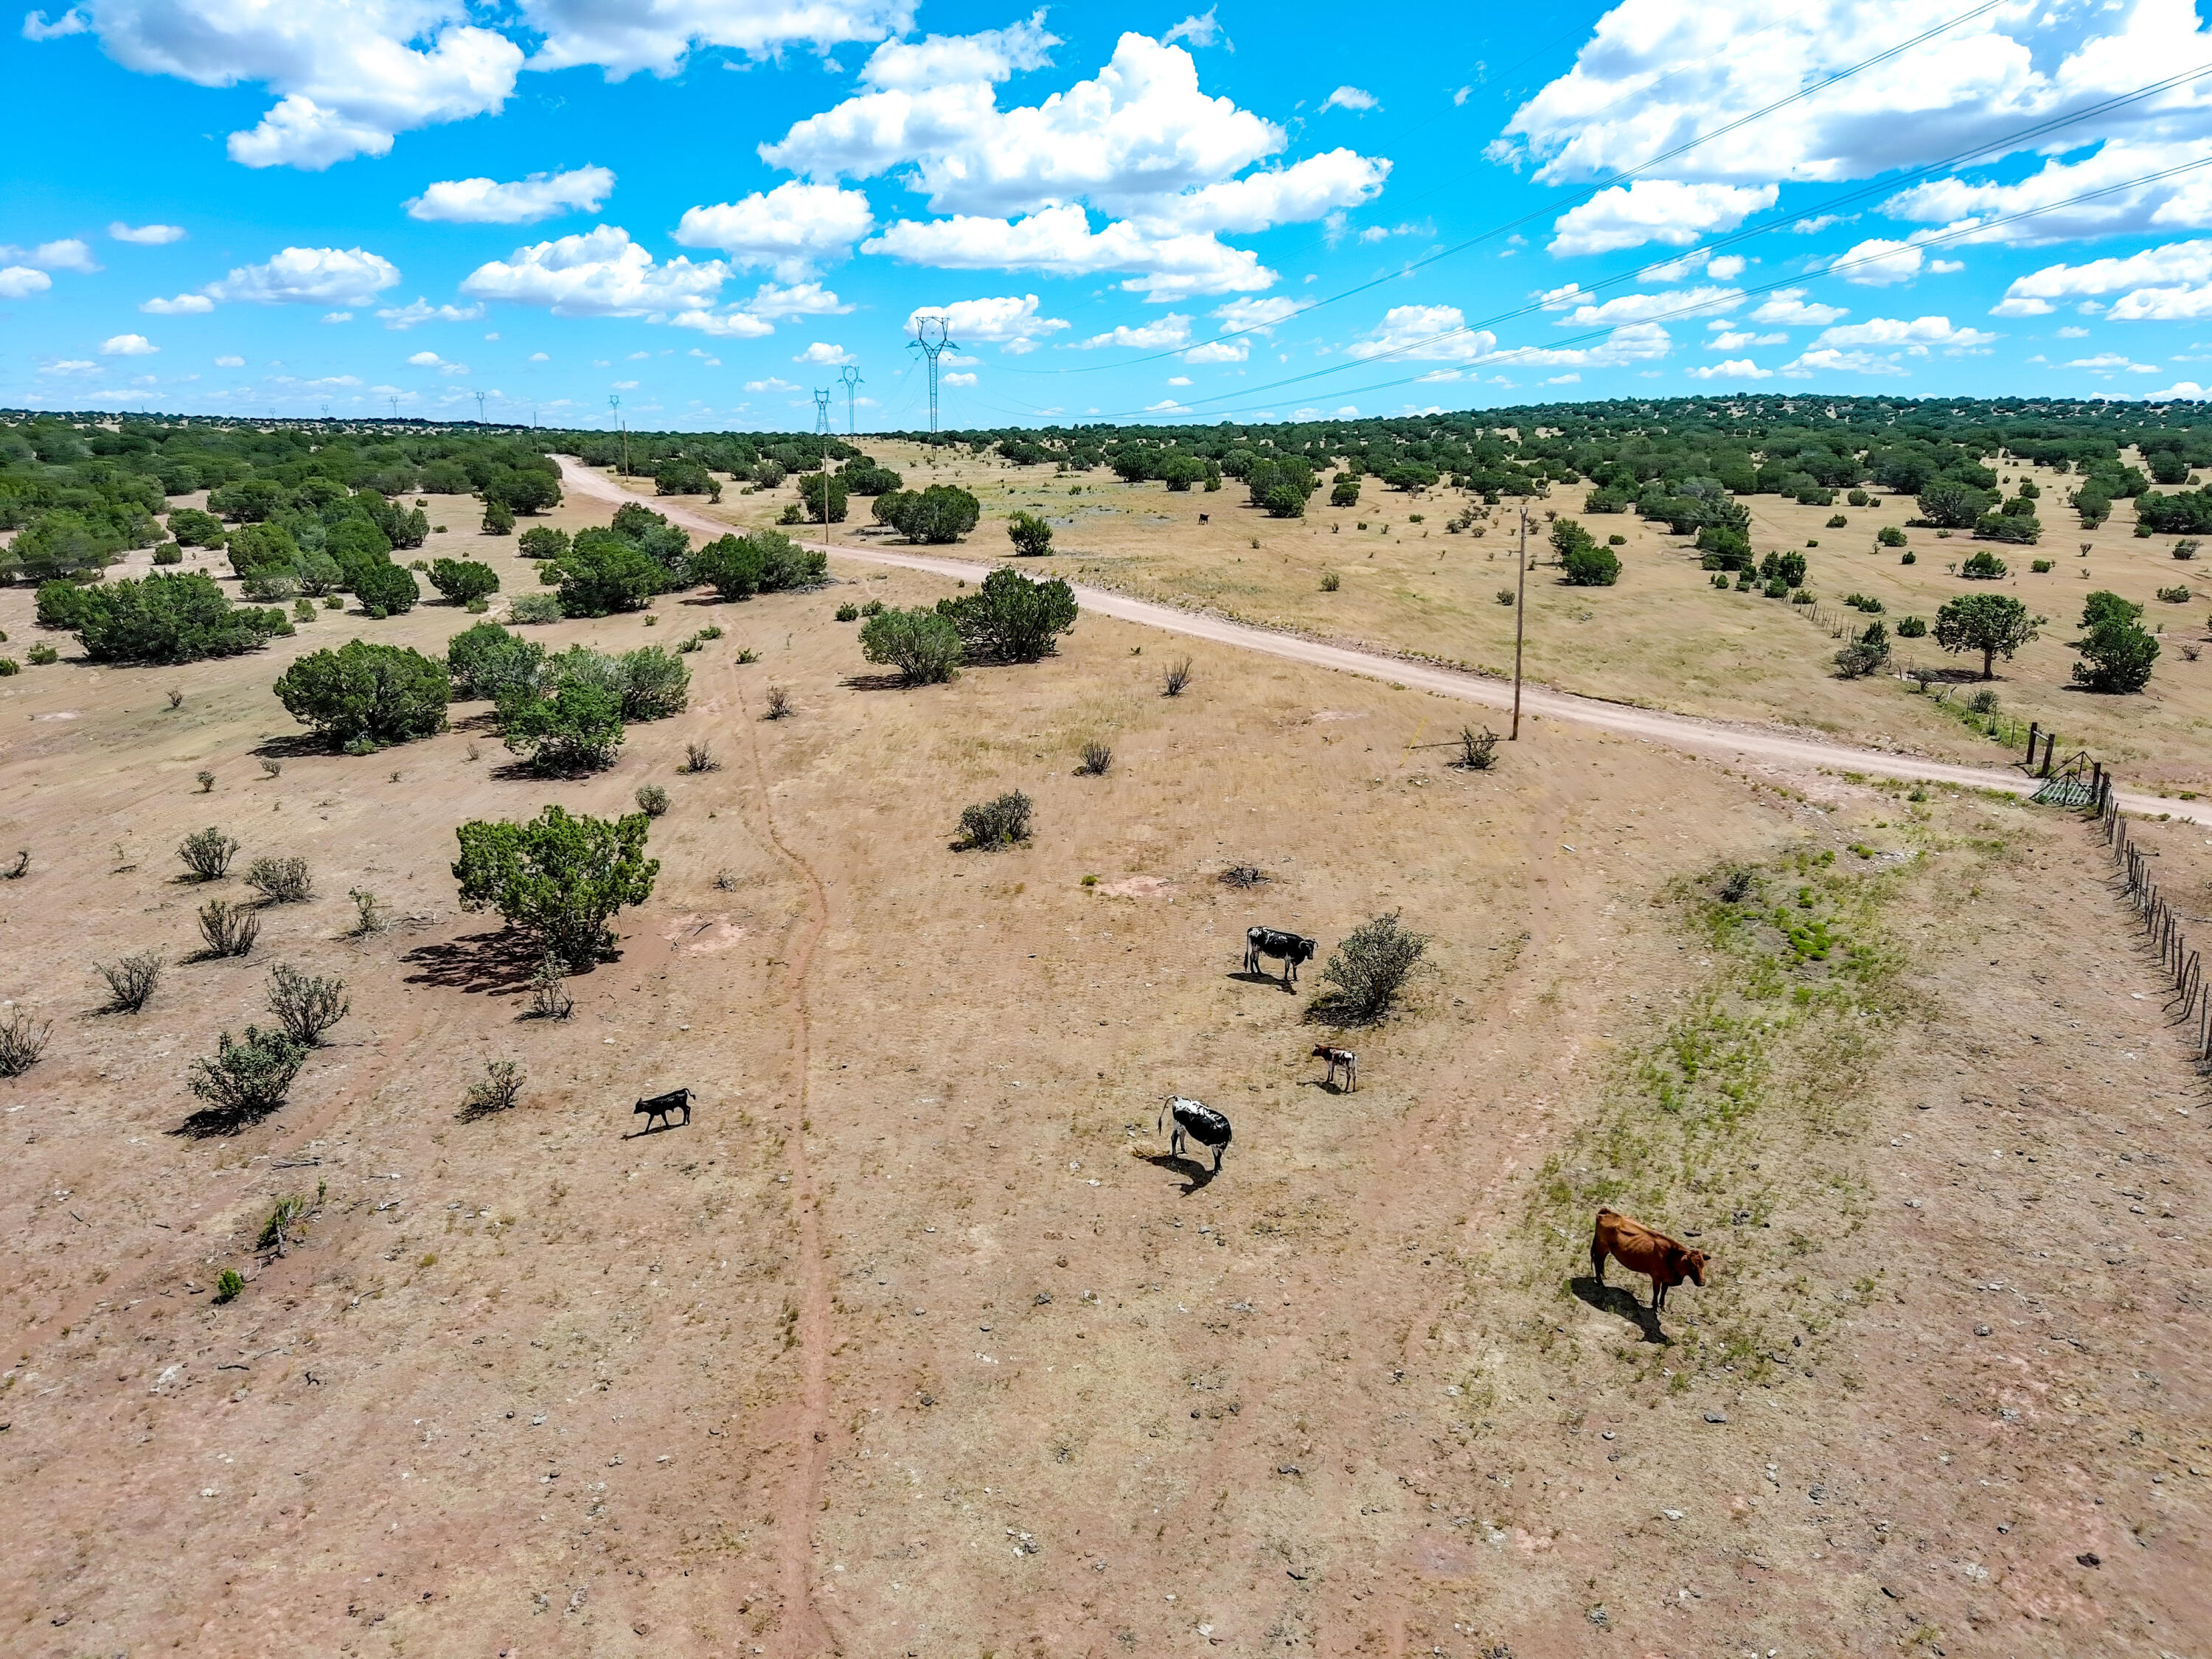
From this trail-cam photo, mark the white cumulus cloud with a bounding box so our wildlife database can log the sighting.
[1320,86,1377,114]
[206,246,401,305]
[461,225,725,317]
[1548,181,1775,257]
[1686,358,1773,380]
[1809,315,1997,352]
[110,220,186,244]
[375,297,486,329]
[1555,285,1742,327]
[1748,288,1847,326]
[141,292,215,314]
[1498,0,2212,198]
[0,266,53,299]
[101,333,158,355]
[906,293,1068,350]
[1077,313,1192,350]
[406,165,613,224]
[1993,240,2212,319]
[674,182,876,281]
[774,29,1378,299]
[1211,296,1306,333]
[35,0,911,169]
[793,341,855,365]
[0,237,100,272]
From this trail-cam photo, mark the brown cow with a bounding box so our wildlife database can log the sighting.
[1590,1208,1707,1313]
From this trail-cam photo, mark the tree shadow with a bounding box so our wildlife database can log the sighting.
[1301,992,1379,1026]
[1143,1151,1217,1194]
[841,671,915,692]
[170,1099,286,1140]
[248,731,335,761]
[1569,1274,1669,1345]
[400,928,551,996]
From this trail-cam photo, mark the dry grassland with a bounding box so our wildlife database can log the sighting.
[701,444,2212,799]
[0,473,2207,1657]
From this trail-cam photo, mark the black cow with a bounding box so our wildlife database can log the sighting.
[634,1088,695,1131]
[1159,1095,1232,1172]
[1245,925,1318,987]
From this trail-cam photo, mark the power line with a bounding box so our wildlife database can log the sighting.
[1065,148,2212,425]
[1004,0,2027,378]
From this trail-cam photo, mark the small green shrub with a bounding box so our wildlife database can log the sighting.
[27,643,59,665]
[1826,513,1848,528]
[153,542,183,566]
[958,790,1034,849]
[1077,740,1112,776]
[1961,549,2008,580]
[461,1059,526,1118]
[835,602,860,622]
[2031,558,2054,573]
[1895,615,1927,637]
[1315,911,1428,1023]
[859,606,963,685]
[428,559,501,604]
[95,950,164,1013]
[178,827,240,880]
[2156,584,2193,603]
[187,1025,307,1122]
[267,963,348,1044]
[507,592,563,624]
[214,1269,245,1303]
[244,855,313,904]
[1006,510,1053,556]
[198,897,261,958]
[1320,571,1340,591]
[635,784,670,818]
[1877,526,1907,547]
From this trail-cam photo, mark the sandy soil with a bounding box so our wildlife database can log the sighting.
[677,443,2212,799]
[1,476,2207,1658]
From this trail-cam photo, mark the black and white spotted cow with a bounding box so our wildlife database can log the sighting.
[1159,1096,1233,1173]
[633,1088,694,1131]
[1244,925,1318,988]
[1311,1044,1357,1093]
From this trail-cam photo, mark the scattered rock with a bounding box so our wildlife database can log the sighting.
[2078,1551,2101,1568]
[1703,1411,1728,1424]
[1975,1325,1992,1337]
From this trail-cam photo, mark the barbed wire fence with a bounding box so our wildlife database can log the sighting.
[2097,777,2210,1066]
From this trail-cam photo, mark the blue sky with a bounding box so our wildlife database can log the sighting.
[7,0,2212,430]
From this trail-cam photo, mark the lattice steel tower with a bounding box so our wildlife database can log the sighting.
[813,387,832,436]
[908,315,959,435]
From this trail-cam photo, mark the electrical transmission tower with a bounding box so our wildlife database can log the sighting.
[474,391,486,423]
[838,364,863,434]
[813,388,832,436]
[609,394,627,475]
[908,315,958,436]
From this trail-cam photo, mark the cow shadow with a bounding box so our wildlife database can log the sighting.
[400,928,552,996]
[1143,1152,1217,1194]
[1570,1274,1670,1345]
[1226,969,1296,992]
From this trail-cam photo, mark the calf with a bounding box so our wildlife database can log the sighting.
[1311,1044,1357,1092]
[634,1087,695,1132]
[1245,925,1318,988]
[1590,1207,1706,1314]
[1158,1096,1233,1173]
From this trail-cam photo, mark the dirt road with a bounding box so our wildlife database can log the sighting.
[556,459,2191,822]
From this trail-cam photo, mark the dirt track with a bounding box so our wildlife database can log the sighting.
[556,461,2192,824]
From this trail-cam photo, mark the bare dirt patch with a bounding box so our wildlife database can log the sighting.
[0,478,2205,1658]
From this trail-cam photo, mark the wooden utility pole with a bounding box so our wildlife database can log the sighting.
[1511,504,1530,740]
